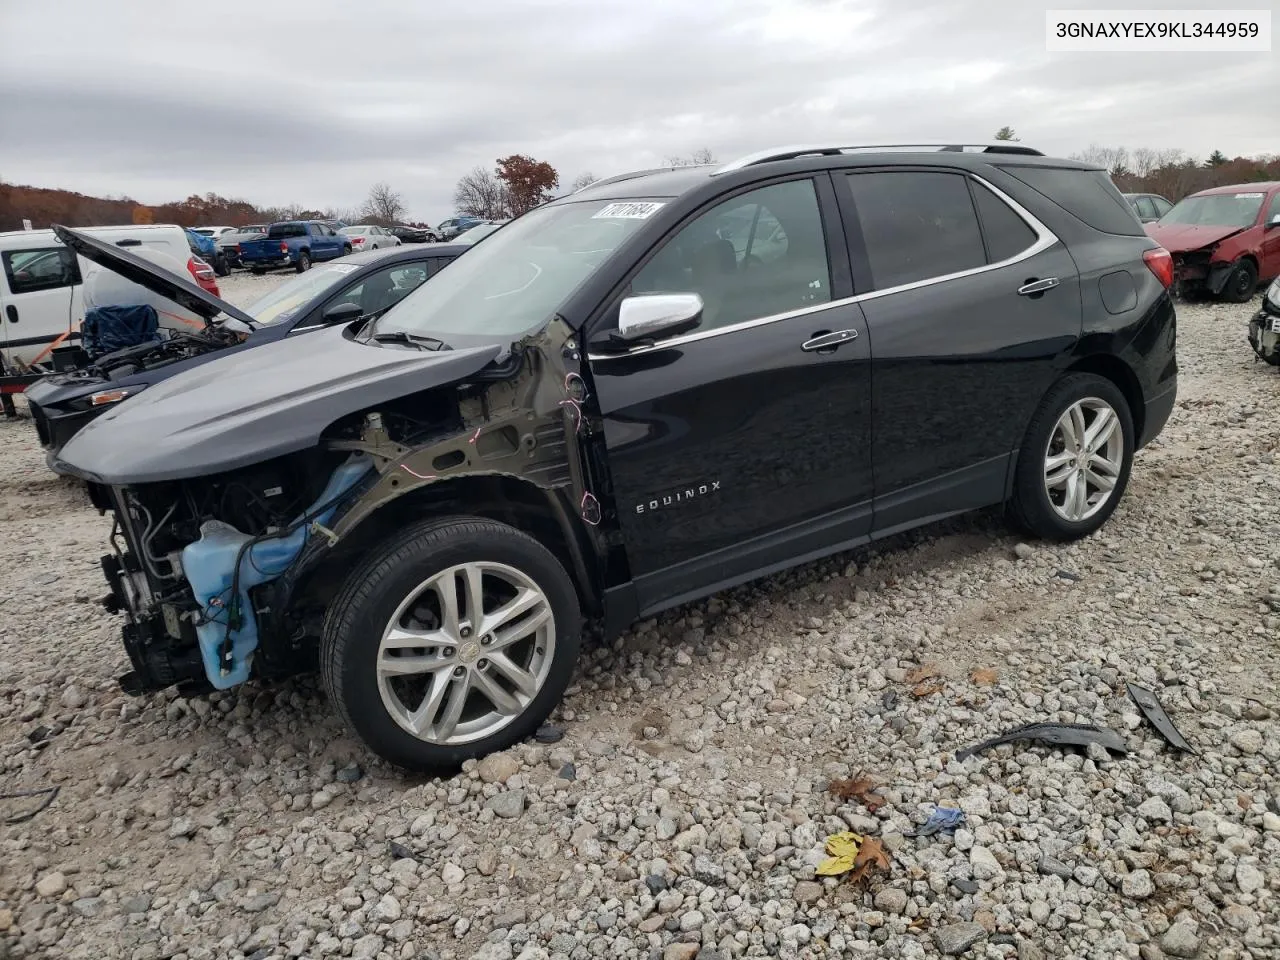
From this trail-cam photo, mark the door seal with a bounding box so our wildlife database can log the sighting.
[1127,682,1198,755]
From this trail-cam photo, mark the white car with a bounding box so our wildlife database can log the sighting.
[191,226,236,239]
[339,225,403,251]
[0,223,210,369]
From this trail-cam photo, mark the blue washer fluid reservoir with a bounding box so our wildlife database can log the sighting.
[182,455,373,689]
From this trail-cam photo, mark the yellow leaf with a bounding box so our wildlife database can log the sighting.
[816,855,856,876]
[824,831,862,858]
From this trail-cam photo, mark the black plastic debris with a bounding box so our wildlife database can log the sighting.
[1127,682,1198,755]
[1,785,59,824]
[535,724,565,744]
[956,722,1128,761]
[1054,569,1082,582]
[388,841,418,862]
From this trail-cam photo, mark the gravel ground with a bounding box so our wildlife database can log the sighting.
[1,291,1277,960]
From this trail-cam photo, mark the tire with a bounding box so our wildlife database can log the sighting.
[213,253,230,277]
[1008,373,1134,541]
[321,517,582,771]
[1221,259,1257,304]
[295,251,311,273]
[342,244,352,256]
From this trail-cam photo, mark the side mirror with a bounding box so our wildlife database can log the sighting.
[1267,214,1280,229]
[617,293,703,341]
[322,301,364,326]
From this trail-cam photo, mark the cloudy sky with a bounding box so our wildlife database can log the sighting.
[1,0,1274,222]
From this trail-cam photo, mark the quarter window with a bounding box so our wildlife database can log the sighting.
[970,180,1039,262]
[1152,197,1172,217]
[2,248,81,295]
[1135,196,1158,220]
[845,171,985,290]
[628,178,831,333]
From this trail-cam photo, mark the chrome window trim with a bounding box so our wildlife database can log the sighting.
[587,172,1058,361]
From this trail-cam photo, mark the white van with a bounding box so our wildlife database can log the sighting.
[0,224,202,370]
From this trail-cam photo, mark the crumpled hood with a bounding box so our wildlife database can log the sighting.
[1144,222,1246,253]
[55,325,504,484]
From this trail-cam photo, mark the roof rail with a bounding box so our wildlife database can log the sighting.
[714,142,1043,174]
[571,163,719,195]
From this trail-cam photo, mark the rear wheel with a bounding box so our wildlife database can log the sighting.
[213,253,230,277]
[1222,258,1258,303]
[1008,373,1133,540]
[295,251,311,273]
[321,517,581,771]
[342,244,352,255]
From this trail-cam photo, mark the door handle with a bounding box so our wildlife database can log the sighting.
[801,329,858,353]
[1018,277,1060,296]
[4,305,17,323]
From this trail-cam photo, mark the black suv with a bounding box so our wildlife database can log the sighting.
[55,142,1177,771]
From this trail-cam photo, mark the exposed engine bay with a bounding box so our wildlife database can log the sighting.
[49,325,244,384]
[89,322,601,698]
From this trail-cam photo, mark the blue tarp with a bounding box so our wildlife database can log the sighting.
[81,305,161,358]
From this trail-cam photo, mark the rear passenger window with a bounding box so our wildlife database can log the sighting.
[2,248,82,295]
[1152,197,1172,218]
[1135,197,1158,220]
[844,172,984,289]
[999,166,1143,236]
[970,181,1038,263]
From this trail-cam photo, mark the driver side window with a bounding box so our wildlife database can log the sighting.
[628,178,831,334]
[1267,191,1280,224]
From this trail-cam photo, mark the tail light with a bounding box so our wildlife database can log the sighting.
[1143,247,1174,289]
[187,256,215,281]
[280,241,289,254]
[351,236,365,245]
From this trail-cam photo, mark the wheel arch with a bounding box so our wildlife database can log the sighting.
[1063,353,1145,443]
[294,475,602,620]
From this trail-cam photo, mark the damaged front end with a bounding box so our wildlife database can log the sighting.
[1248,280,1280,366]
[82,319,602,698]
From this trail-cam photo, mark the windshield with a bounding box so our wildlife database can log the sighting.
[454,223,501,244]
[374,198,662,344]
[244,263,359,325]
[1160,192,1265,228]
[268,223,307,238]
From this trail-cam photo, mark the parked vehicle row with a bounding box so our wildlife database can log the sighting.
[238,220,353,274]
[40,141,1182,774]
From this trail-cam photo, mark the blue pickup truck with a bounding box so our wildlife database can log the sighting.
[237,221,353,273]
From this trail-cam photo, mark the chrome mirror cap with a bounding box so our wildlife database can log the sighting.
[617,293,704,342]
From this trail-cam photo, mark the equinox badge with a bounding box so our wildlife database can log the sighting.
[635,481,721,514]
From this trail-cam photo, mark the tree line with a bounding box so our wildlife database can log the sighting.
[0,180,422,233]
[992,128,1280,203]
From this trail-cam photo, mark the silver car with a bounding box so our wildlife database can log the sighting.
[339,225,403,251]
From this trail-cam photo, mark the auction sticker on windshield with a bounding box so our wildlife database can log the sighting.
[1234,193,1265,199]
[593,202,666,220]
[328,264,360,274]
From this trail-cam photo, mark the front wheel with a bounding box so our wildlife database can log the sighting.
[1008,373,1134,540]
[1221,259,1257,304]
[321,517,582,771]
[295,251,311,273]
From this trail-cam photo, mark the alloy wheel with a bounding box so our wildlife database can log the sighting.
[376,562,555,745]
[1043,397,1124,523]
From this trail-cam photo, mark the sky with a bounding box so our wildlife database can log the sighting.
[1,0,1275,224]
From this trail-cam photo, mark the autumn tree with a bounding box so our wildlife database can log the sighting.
[453,166,509,220]
[496,155,559,216]
[665,147,716,167]
[362,181,407,225]
[131,205,154,224]
[993,126,1019,141]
